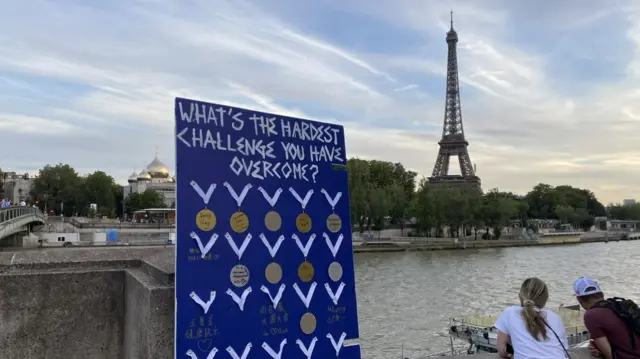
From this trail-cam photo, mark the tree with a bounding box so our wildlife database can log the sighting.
[387,184,408,235]
[515,200,529,227]
[571,207,592,230]
[607,203,640,220]
[555,205,574,224]
[84,171,117,217]
[347,158,371,232]
[113,185,124,218]
[411,179,435,236]
[367,186,390,232]
[482,189,517,239]
[31,164,85,216]
[525,183,557,219]
[525,183,605,226]
[347,158,417,234]
[123,189,165,215]
[467,189,485,239]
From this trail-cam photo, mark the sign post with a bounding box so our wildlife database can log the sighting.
[174,97,361,359]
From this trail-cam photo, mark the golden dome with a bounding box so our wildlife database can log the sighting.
[127,170,138,183]
[137,169,151,181]
[146,155,170,178]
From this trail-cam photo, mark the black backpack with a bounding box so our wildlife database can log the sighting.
[593,297,640,351]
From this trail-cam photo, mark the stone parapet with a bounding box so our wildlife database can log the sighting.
[420,347,591,358]
[0,246,175,359]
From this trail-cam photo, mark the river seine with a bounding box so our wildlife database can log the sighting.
[354,241,640,359]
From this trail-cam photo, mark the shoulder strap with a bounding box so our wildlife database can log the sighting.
[541,317,571,359]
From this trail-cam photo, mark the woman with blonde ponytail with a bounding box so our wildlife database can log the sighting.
[494,278,570,359]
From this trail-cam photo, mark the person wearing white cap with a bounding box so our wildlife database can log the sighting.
[573,276,640,359]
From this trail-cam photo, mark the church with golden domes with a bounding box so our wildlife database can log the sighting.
[123,154,176,207]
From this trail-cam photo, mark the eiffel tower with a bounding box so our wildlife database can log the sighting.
[428,12,481,188]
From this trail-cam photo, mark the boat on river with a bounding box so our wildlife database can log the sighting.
[444,304,590,355]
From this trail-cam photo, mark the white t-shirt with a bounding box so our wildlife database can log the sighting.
[494,306,569,359]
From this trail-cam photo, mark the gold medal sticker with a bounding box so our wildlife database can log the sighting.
[298,261,314,282]
[326,214,342,233]
[196,209,216,231]
[230,264,250,288]
[264,211,282,232]
[328,261,343,282]
[230,211,249,233]
[296,213,312,233]
[265,262,283,284]
[300,312,317,335]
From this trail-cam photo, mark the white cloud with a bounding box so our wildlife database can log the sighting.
[0,0,638,203]
[0,114,80,135]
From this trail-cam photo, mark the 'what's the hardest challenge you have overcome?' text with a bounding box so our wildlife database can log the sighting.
[176,101,346,183]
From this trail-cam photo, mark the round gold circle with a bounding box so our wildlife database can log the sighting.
[230,264,250,288]
[196,209,216,232]
[328,261,343,282]
[296,213,312,233]
[326,214,342,233]
[300,312,317,335]
[298,261,314,282]
[265,262,283,284]
[264,211,282,232]
[230,211,249,233]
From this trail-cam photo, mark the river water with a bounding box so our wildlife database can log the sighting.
[354,241,640,359]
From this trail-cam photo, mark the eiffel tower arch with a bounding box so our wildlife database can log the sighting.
[428,12,481,188]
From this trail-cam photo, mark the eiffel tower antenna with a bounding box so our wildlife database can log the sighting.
[428,13,481,188]
[450,9,454,29]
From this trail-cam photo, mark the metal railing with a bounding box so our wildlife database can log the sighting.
[0,206,45,224]
[64,217,174,229]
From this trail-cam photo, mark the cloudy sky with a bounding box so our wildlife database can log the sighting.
[1,0,639,203]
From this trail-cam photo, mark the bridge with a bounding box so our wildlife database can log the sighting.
[0,206,45,247]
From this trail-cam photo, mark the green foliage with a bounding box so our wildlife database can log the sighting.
[525,183,605,219]
[122,189,166,215]
[29,164,120,217]
[347,158,607,237]
[409,184,517,238]
[607,203,640,220]
[524,183,604,229]
[31,164,87,216]
[347,158,417,234]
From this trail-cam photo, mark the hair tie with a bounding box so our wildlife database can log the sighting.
[523,299,535,306]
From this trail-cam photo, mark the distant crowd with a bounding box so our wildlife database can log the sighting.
[0,198,38,208]
[0,198,32,208]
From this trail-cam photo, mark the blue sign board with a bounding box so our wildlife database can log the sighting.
[174,97,361,359]
[106,229,118,242]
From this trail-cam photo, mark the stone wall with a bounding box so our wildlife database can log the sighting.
[0,247,175,359]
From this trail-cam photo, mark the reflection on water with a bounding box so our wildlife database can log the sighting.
[354,241,640,359]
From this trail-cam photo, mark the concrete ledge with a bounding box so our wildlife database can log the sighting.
[124,268,174,359]
[0,247,176,359]
[0,269,125,359]
[424,347,591,358]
